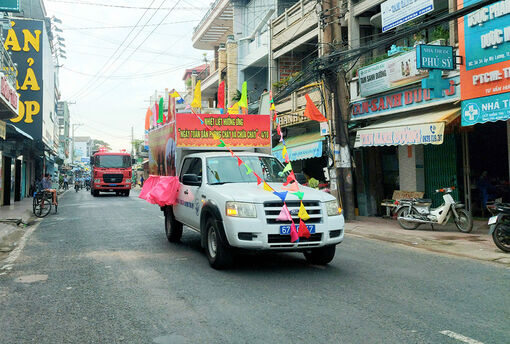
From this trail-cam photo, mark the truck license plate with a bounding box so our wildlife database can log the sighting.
[279,224,315,235]
[488,216,498,225]
[109,184,117,186]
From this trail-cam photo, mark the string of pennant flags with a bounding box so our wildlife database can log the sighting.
[144,84,328,243]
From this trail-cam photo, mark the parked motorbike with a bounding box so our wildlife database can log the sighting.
[487,203,510,252]
[396,187,473,233]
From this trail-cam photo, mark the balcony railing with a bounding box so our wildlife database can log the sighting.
[271,0,318,51]
[1,39,17,87]
[194,0,221,34]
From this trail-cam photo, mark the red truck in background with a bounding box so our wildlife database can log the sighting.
[90,150,133,197]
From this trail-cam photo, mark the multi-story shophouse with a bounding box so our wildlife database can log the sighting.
[0,12,22,206]
[346,0,497,217]
[1,0,61,204]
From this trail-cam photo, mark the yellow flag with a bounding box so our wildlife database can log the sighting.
[212,132,220,140]
[263,182,273,192]
[228,102,239,114]
[238,81,248,109]
[270,103,275,111]
[298,202,310,221]
[170,91,180,98]
[282,146,287,158]
[191,81,202,108]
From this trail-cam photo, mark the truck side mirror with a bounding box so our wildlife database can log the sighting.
[182,174,201,186]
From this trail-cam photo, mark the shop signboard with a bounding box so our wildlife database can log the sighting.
[461,93,510,126]
[351,76,459,121]
[3,19,44,141]
[0,0,20,12]
[355,122,444,148]
[0,76,19,116]
[358,49,428,97]
[381,0,434,32]
[458,0,510,125]
[273,141,323,162]
[416,44,455,70]
[175,113,271,147]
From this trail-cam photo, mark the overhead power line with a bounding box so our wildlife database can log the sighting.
[62,19,199,30]
[274,0,502,102]
[69,0,161,99]
[46,0,207,10]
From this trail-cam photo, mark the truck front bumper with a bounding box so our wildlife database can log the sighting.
[94,183,131,191]
[222,213,345,250]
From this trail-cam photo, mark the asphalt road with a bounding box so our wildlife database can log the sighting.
[0,189,508,344]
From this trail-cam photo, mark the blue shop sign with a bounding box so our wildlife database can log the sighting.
[416,44,454,70]
[463,0,510,71]
[462,93,510,126]
[273,141,323,162]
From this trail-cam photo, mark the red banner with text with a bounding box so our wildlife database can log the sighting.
[176,113,271,147]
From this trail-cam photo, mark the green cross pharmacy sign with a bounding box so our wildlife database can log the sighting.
[0,0,20,13]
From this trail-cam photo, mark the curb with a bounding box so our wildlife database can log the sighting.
[346,229,510,266]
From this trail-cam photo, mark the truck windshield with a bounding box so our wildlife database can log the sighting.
[95,155,131,168]
[206,156,286,184]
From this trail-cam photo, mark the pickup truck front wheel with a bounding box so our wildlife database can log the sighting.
[303,245,336,265]
[165,208,183,242]
[205,218,233,269]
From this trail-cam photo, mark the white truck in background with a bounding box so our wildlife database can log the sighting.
[147,114,344,269]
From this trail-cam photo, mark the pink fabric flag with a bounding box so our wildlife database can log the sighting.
[146,176,180,206]
[290,221,299,242]
[282,182,299,192]
[276,204,292,221]
[283,172,296,186]
[139,176,160,202]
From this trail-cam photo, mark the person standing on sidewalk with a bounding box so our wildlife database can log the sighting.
[42,174,58,206]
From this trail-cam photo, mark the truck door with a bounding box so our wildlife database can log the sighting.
[174,157,203,229]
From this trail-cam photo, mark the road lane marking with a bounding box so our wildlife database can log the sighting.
[1,220,40,270]
[439,330,484,344]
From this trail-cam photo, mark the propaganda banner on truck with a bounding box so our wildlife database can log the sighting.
[175,113,271,148]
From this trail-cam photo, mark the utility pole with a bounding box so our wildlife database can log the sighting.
[322,0,355,220]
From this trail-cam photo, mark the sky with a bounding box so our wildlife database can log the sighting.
[43,0,212,151]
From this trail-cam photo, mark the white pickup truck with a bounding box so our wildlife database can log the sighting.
[161,151,345,269]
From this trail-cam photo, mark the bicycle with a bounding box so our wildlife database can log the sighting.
[33,191,58,218]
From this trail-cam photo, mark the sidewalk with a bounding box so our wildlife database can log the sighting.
[345,216,510,266]
[0,189,68,258]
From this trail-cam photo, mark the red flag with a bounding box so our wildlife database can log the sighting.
[303,94,327,122]
[217,81,225,110]
[144,107,152,130]
[253,173,263,185]
[237,157,243,166]
[298,219,311,238]
[290,221,299,242]
[283,172,296,186]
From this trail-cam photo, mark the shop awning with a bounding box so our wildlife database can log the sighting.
[272,132,325,162]
[354,108,460,148]
[5,123,33,141]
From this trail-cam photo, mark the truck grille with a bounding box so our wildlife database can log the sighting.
[268,233,322,243]
[103,174,123,183]
[263,200,322,224]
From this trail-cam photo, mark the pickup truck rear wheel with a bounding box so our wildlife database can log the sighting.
[303,245,336,265]
[205,218,233,269]
[164,208,182,242]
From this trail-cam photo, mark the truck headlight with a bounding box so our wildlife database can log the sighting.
[325,200,341,216]
[226,202,257,218]
[94,179,100,183]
